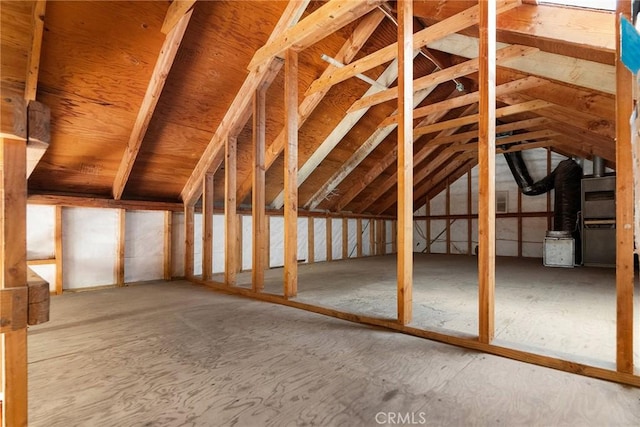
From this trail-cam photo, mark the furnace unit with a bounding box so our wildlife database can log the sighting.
[581,175,616,267]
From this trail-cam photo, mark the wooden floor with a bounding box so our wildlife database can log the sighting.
[29,265,640,426]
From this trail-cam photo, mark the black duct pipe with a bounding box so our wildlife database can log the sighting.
[503,151,582,233]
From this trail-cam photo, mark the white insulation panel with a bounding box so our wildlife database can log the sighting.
[62,207,118,289]
[124,211,164,283]
[27,204,55,260]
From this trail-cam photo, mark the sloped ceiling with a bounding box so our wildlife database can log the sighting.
[1,0,616,216]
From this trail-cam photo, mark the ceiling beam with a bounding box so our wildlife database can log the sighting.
[497,92,615,140]
[161,0,196,34]
[413,1,614,64]
[271,51,426,210]
[247,0,384,71]
[414,100,553,138]
[450,132,557,152]
[305,0,521,96]
[25,0,46,102]
[426,117,550,147]
[236,9,385,205]
[349,44,537,113]
[427,33,615,94]
[380,76,545,127]
[112,9,193,200]
[352,104,477,214]
[181,0,311,206]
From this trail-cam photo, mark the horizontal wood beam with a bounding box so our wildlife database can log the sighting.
[450,138,554,153]
[379,76,546,127]
[113,9,193,200]
[426,117,549,147]
[349,45,537,113]
[305,0,520,95]
[247,0,383,71]
[414,100,554,138]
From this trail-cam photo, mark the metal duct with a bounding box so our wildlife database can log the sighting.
[592,155,604,178]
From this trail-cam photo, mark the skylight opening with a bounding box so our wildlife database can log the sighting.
[538,0,616,11]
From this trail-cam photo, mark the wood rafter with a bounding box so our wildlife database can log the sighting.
[380,76,546,127]
[305,0,520,95]
[112,8,193,200]
[270,50,424,210]
[426,117,550,147]
[25,0,47,101]
[413,1,614,64]
[181,0,311,205]
[348,44,537,113]
[353,104,477,214]
[236,10,385,204]
[414,100,553,138]
[428,33,615,94]
[161,0,196,34]
[248,0,384,71]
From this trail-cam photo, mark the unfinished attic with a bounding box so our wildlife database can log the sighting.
[2,0,640,425]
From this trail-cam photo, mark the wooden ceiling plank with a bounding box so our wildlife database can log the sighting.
[247,0,384,71]
[349,44,537,113]
[305,0,521,96]
[235,9,385,204]
[24,0,46,102]
[271,51,426,210]
[181,0,311,206]
[161,0,196,34]
[112,9,193,200]
[414,100,553,138]
[380,76,546,127]
[428,33,615,94]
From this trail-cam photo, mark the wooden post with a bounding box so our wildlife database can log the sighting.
[184,204,194,279]
[546,148,552,230]
[308,217,315,263]
[467,172,472,255]
[163,211,172,281]
[225,135,238,285]
[283,48,298,298]
[252,86,267,292]
[54,205,63,294]
[426,199,431,254]
[517,187,523,258]
[116,209,125,287]
[357,219,363,257]
[342,218,348,259]
[265,215,271,270]
[392,220,398,253]
[396,0,413,325]
[236,214,243,273]
[202,173,214,282]
[327,218,333,261]
[380,220,387,255]
[615,0,634,374]
[369,219,375,256]
[478,0,497,344]
[1,138,28,427]
[446,178,451,255]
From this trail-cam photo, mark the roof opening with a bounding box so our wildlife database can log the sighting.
[538,0,615,11]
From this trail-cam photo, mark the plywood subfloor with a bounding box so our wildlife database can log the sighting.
[230,254,638,368]
[29,277,640,426]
